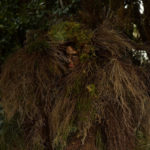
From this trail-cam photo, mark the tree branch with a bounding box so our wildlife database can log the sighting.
[59,0,64,8]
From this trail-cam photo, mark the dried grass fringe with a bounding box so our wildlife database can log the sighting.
[0,24,149,150]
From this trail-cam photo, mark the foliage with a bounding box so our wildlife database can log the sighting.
[96,130,105,150]
[52,0,80,17]
[0,0,50,63]
[0,32,67,150]
[136,130,147,150]
[53,123,77,150]
[48,21,93,49]
[1,21,150,150]
[50,23,150,150]
[0,114,25,150]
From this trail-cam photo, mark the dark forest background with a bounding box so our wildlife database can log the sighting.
[1,0,150,61]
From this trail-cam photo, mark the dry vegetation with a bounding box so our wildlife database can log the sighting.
[0,32,67,150]
[0,22,149,150]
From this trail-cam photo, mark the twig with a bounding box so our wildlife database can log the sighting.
[59,0,64,9]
